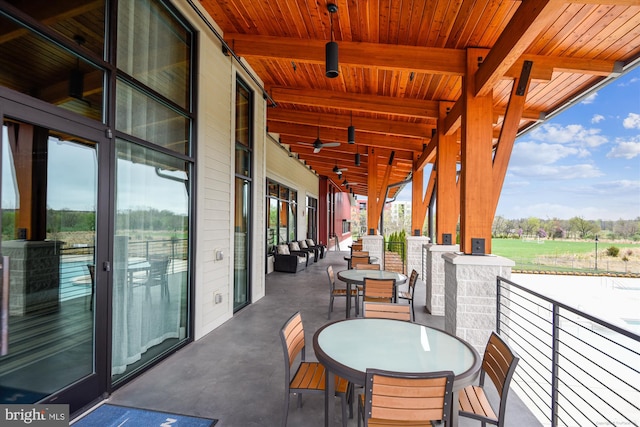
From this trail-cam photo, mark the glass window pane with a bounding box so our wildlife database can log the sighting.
[117,0,190,109]
[235,147,250,177]
[0,14,104,121]
[280,187,288,200]
[4,2,105,58]
[268,180,278,197]
[234,178,249,310]
[116,81,189,155]
[112,139,189,382]
[235,84,250,147]
[289,203,297,242]
[279,201,288,243]
[268,198,278,252]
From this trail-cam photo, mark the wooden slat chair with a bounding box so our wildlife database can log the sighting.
[358,368,455,427]
[351,241,363,252]
[350,255,370,269]
[397,269,418,320]
[280,311,352,427]
[351,250,369,257]
[353,264,380,313]
[458,332,520,426]
[327,265,359,319]
[363,302,412,321]
[355,263,380,270]
[362,278,395,304]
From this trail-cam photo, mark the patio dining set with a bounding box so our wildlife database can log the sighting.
[280,250,520,427]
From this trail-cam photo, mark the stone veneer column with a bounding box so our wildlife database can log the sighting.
[361,235,384,267]
[443,253,515,353]
[404,235,430,302]
[424,243,459,315]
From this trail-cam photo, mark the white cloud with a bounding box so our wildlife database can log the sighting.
[514,164,603,180]
[591,114,605,123]
[607,138,640,159]
[623,113,640,129]
[529,123,607,148]
[511,141,578,165]
[591,179,640,193]
[581,92,598,104]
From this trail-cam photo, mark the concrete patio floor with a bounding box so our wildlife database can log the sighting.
[81,250,542,427]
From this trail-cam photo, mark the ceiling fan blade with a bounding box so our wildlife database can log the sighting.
[323,142,341,148]
[313,147,322,153]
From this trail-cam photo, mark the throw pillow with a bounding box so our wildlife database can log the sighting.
[306,239,315,246]
[298,240,308,249]
[289,242,300,251]
[277,245,290,255]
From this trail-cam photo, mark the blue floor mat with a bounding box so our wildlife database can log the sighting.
[73,403,217,426]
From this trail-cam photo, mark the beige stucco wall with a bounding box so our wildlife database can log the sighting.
[173,2,317,340]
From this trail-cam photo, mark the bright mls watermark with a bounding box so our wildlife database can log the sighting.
[0,405,68,426]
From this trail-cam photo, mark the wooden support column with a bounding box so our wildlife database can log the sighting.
[366,147,379,234]
[492,60,533,216]
[436,102,459,244]
[460,48,494,254]
[411,157,424,236]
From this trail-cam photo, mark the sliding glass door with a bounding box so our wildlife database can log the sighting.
[0,109,108,413]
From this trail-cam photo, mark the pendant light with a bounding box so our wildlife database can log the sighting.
[348,111,355,144]
[355,150,361,166]
[325,4,339,78]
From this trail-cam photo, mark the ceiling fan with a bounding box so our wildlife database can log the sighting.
[332,165,348,174]
[299,126,340,153]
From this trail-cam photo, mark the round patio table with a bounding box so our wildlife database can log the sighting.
[313,318,481,427]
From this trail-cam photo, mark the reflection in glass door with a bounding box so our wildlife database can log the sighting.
[0,118,98,406]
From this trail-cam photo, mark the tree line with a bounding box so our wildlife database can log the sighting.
[492,216,640,241]
[2,208,187,240]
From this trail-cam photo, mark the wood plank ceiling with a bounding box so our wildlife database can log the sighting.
[200,0,640,199]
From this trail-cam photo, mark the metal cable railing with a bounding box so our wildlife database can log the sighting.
[497,276,640,426]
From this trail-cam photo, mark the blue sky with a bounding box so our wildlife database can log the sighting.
[396,66,640,221]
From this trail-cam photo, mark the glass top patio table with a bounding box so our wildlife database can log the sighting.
[336,269,407,318]
[312,318,481,426]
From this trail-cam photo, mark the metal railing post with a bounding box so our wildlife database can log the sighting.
[551,304,560,427]
[496,277,502,335]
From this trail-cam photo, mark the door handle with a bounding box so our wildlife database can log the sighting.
[1,256,9,356]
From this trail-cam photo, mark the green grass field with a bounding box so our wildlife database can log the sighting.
[491,238,640,274]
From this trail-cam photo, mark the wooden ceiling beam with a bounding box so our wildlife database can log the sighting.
[270,121,426,152]
[229,34,621,81]
[270,87,440,119]
[474,0,565,97]
[287,143,415,163]
[267,109,434,139]
[227,34,466,75]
